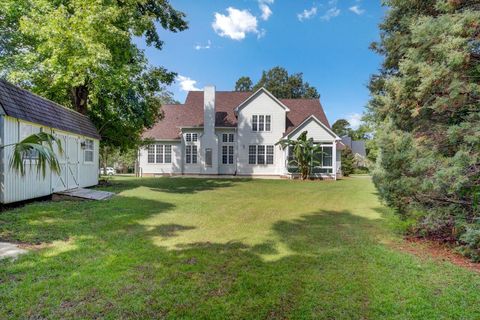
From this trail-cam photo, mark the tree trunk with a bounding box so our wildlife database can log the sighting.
[71,85,89,114]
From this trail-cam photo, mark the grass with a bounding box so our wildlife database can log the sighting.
[0,176,479,319]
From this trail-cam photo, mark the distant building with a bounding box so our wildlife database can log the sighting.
[341,136,367,167]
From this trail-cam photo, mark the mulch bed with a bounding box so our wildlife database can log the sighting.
[394,237,480,273]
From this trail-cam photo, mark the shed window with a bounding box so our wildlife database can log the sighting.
[84,139,94,163]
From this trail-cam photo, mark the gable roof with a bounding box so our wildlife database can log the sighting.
[0,80,100,139]
[143,90,331,140]
[285,114,340,139]
[234,87,290,114]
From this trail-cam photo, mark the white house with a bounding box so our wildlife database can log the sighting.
[139,86,343,179]
[0,80,100,204]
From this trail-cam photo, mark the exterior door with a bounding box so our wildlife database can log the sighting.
[52,133,80,192]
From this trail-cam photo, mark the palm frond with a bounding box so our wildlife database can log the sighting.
[6,132,63,178]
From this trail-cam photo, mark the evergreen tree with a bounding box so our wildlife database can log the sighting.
[368,0,480,258]
[341,147,355,177]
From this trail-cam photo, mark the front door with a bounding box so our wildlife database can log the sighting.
[52,133,80,192]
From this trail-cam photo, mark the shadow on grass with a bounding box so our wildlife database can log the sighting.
[96,176,249,195]
[1,200,478,318]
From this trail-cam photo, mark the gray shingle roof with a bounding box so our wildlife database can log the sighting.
[0,80,100,139]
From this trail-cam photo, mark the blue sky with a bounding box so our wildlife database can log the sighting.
[139,0,386,128]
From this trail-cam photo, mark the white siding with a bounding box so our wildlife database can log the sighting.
[236,91,287,175]
[288,118,337,141]
[1,116,99,203]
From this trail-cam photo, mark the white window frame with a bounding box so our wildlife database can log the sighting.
[84,139,94,163]
[147,144,172,164]
[248,145,274,165]
[222,133,235,143]
[222,145,234,165]
[185,145,198,164]
[185,133,198,142]
[252,115,272,132]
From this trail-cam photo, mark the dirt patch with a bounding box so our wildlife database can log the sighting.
[394,237,480,273]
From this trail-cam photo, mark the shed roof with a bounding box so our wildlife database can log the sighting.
[0,80,100,139]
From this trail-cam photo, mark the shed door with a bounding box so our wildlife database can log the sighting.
[52,134,80,192]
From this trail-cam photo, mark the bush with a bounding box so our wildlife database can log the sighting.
[458,227,480,262]
[341,147,355,176]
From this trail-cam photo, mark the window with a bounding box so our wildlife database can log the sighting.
[322,146,333,167]
[84,139,94,163]
[165,145,172,163]
[248,145,257,164]
[248,145,274,165]
[257,145,265,164]
[222,145,234,164]
[185,133,198,142]
[186,145,197,164]
[266,145,274,164]
[205,148,212,166]
[252,115,271,132]
[147,144,172,164]
[148,145,155,163]
[222,133,235,143]
[258,115,264,132]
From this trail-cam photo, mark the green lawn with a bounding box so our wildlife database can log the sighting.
[0,176,479,319]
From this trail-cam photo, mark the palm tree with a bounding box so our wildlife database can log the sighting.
[276,131,323,180]
[0,132,63,177]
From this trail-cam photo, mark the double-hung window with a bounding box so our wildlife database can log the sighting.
[147,144,172,164]
[185,145,198,164]
[252,115,271,132]
[248,145,274,165]
[84,139,94,163]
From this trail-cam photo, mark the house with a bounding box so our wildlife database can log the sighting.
[140,86,343,179]
[0,80,100,204]
[341,136,367,167]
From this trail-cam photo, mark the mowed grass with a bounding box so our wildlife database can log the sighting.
[0,176,479,319]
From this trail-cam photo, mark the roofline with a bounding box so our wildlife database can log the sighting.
[234,87,291,115]
[285,115,341,140]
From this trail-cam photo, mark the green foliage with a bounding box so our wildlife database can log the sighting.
[236,66,320,99]
[332,119,351,137]
[277,131,323,180]
[0,0,187,152]
[368,0,480,258]
[235,76,253,91]
[1,177,480,318]
[341,147,355,177]
[2,132,63,178]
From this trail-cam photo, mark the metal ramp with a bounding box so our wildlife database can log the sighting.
[54,188,114,201]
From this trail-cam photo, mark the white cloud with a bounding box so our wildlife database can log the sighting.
[321,7,340,21]
[297,6,318,22]
[177,75,200,92]
[212,7,259,40]
[259,3,272,21]
[194,40,211,50]
[349,5,365,15]
[347,113,363,129]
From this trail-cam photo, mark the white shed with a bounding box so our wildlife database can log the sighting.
[0,80,100,204]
